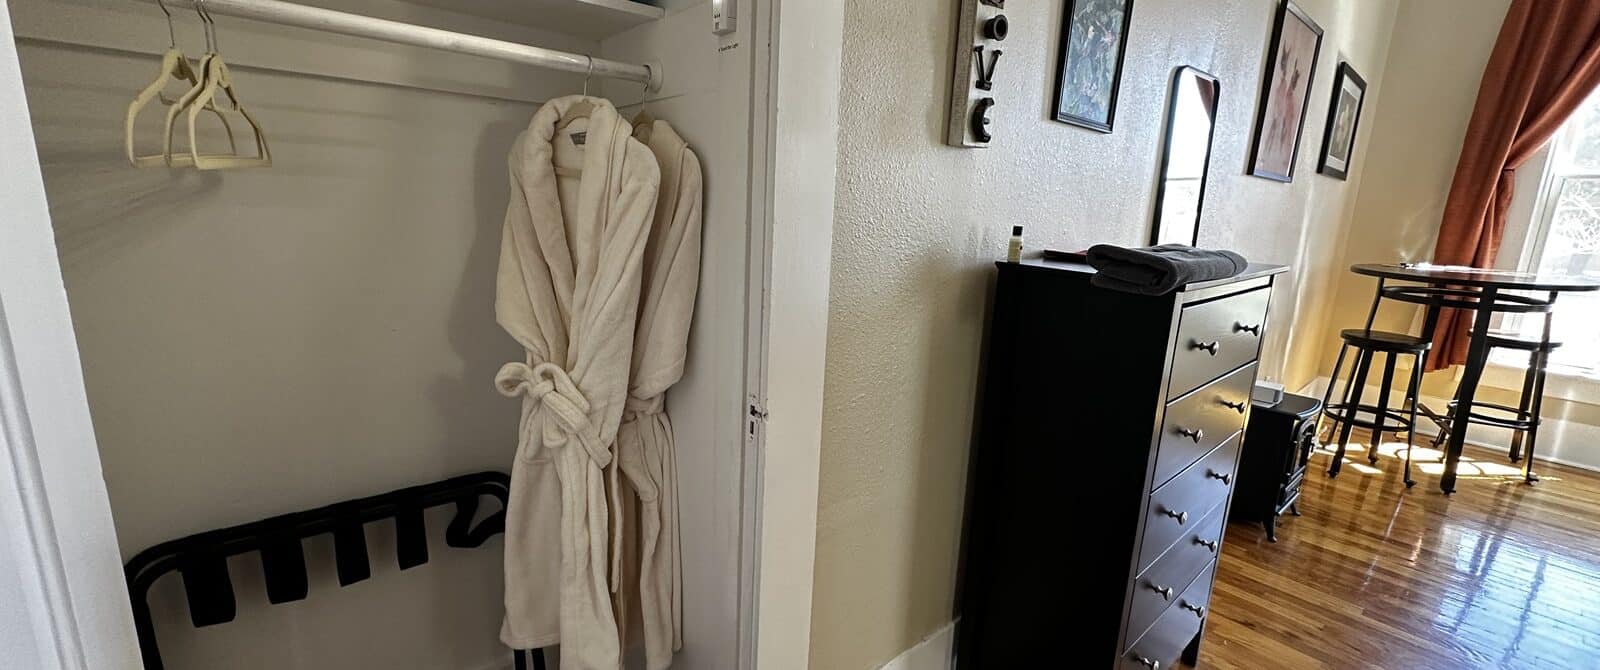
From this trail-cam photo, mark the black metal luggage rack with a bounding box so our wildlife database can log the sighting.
[123,470,548,670]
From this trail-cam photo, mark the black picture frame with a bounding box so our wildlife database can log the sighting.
[1317,62,1367,180]
[1052,0,1136,133]
[1150,66,1220,247]
[1248,0,1324,182]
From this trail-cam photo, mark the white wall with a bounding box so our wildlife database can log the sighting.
[811,0,1401,668]
[11,0,751,667]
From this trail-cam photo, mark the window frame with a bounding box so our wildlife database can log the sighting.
[1485,120,1600,396]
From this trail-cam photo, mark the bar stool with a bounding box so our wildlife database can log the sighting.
[1318,328,1430,487]
[1430,331,1560,485]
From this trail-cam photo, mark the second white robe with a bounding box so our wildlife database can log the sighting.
[609,119,703,670]
[495,95,660,670]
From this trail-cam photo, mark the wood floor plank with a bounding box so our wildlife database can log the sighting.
[1201,434,1600,669]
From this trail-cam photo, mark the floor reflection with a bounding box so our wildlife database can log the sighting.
[1203,431,1600,670]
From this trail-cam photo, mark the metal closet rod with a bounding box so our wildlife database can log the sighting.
[160,0,662,90]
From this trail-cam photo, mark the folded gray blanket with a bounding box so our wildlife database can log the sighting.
[1086,244,1248,295]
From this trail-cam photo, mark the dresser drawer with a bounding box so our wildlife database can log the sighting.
[1120,561,1215,670]
[1125,505,1226,645]
[1169,287,1269,398]
[1137,434,1240,574]
[1152,364,1255,490]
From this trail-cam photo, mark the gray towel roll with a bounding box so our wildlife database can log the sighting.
[1085,244,1248,296]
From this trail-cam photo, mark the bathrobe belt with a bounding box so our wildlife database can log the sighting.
[623,394,665,420]
[496,361,613,468]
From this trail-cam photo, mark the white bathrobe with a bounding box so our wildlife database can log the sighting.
[495,95,660,670]
[609,120,702,670]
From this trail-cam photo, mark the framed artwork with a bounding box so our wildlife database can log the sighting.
[1053,0,1135,133]
[1317,62,1367,180]
[1248,0,1323,182]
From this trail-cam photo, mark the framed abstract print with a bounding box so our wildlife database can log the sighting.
[1248,0,1323,182]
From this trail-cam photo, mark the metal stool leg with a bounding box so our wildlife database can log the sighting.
[1369,352,1399,465]
[1403,350,1426,489]
[1318,342,1352,438]
[1525,349,1550,485]
[1332,347,1374,477]
[1509,350,1538,463]
[1432,381,1460,453]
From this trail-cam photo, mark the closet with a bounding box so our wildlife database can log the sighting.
[7,0,757,667]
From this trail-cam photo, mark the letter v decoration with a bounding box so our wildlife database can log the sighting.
[947,0,1008,147]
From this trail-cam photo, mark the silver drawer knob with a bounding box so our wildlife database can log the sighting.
[1162,508,1188,524]
[1133,656,1160,669]
[1147,582,1174,600]
[1234,322,1261,336]
[1196,538,1218,552]
[1206,470,1231,485]
[1181,602,1206,618]
[1220,399,1247,413]
[1191,340,1220,356]
[1177,427,1204,443]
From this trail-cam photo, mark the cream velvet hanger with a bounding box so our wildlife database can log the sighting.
[553,57,597,178]
[162,0,271,170]
[125,0,236,167]
[556,58,598,133]
[184,55,271,169]
[631,71,655,131]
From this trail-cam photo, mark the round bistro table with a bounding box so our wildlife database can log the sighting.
[1350,263,1600,493]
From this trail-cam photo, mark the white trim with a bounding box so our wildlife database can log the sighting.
[738,0,775,666]
[749,0,844,666]
[1480,361,1600,406]
[0,2,141,666]
[877,622,955,670]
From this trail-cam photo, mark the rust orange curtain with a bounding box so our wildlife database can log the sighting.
[1427,0,1600,371]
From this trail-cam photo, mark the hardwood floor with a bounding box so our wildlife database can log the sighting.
[1201,432,1600,670]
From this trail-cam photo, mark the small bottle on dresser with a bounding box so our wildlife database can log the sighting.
[1006,225,1023,262]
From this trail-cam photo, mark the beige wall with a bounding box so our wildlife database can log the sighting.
[1314,0,1600,464]
[1321,0,1511,377]
[810,0,1400,667]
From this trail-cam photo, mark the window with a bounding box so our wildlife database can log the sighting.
[1497,88,1600,378]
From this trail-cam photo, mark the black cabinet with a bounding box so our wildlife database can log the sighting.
[956,259,1287,668]
[1231,393,1322,542]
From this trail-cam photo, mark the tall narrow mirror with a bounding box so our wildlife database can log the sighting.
[1151,66,1220,246]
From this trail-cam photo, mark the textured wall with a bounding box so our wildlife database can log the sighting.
[811,0,1400,667]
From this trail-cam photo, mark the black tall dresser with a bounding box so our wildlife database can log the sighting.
[956,259,1287,668]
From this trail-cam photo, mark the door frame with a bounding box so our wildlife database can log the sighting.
[0,1,141,668]
[739,0,845,667]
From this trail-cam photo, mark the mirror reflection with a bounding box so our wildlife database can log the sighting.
[1153,66,1220,246]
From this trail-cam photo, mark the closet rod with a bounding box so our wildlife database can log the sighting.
[158,0,662,90]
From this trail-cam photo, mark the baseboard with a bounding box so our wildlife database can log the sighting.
[1298,377,1600,473]
[879,621,955,670]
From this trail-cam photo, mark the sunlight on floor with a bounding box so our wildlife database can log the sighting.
[1313,438,1562,482]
